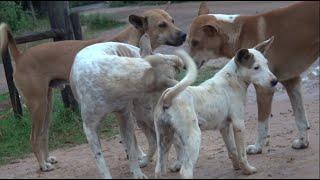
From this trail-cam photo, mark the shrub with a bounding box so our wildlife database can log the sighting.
[0,1,31,32]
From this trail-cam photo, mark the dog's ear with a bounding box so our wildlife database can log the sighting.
[139,33,153,57]
[201,23,218,37]
[164,1,171,11]
[129,15,148,31]
[198,2,210,16]
[254,36,274,55]
[235,48,253,67]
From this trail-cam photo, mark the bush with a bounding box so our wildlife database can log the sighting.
[0,1,31,32]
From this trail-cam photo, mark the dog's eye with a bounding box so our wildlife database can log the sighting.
[171,19,174,24]
[254,66,259,70]
[191,40,199,47]
[158,22,167,28]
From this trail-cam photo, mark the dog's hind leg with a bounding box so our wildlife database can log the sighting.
[247,85,274,154]
[232,118,257,175]
[220,124,240,170]
[282,77,310,149]
[82,108,112,179]
[116,108,147,179]
[169,139,183,172]
[26,87,54,172]
[136,119,156,167]
[155,117,174,178]
[43,88,57,164]
[178,124,201,179]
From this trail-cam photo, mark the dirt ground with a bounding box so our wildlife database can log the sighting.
[0,1,319,179]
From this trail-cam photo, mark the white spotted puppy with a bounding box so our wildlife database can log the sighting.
[154,37,278,178]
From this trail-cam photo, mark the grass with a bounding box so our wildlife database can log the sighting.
[0,92,9,102]
[80,13,125,31]
[0,90,119,166]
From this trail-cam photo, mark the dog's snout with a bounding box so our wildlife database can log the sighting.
[180,32,187,41]
[176,31,186,41]
[271,79,278,87]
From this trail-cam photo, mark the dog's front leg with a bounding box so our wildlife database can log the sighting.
[247,85,274,154]
[116,108,147,179]
[282,77,310,149]
[220,124,240,170]
[232,119,257,175]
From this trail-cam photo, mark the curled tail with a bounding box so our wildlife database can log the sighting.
[0,23,20,60]
[162,49,197,107]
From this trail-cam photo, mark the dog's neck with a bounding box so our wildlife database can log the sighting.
[204,59,250,99]
[221,14,267,58]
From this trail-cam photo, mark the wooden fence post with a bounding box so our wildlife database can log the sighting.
[47,1,78,111]
[70,12,83,40]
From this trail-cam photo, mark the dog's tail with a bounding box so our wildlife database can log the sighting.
[0,23,20,61]
[162,49,197,107]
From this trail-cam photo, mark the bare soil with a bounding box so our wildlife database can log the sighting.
[0,1,318,179]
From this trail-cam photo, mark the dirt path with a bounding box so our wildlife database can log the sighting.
[0,1,319,179]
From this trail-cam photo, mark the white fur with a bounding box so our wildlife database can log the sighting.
[210,14,239,23]
[154,46,277,178]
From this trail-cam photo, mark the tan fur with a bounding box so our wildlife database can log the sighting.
[188,1,319,154]
[0,9,186,172]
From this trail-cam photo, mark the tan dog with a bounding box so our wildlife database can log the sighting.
[187,2,319,154]
[69,34,192,178]
[0,8,186,172]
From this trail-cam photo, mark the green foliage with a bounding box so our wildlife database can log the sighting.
[0,1,32,32]
[80,13,125,30]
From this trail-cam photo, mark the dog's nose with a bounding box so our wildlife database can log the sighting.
[178,31,187,41]
[271,79,278,87]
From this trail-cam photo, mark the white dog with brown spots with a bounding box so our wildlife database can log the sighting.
[69,34,195,179]
[154,37,277,179]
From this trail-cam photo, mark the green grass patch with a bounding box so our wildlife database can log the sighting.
[177,68,219,86]
[0,90,118,166]
[80,13,125,31]
[0,92,9,102]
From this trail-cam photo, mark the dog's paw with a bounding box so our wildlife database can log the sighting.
[132,170,148,179]
[138,155,149,168]
[292,138,309,149]
[40,162,55,172]
[242,165,257,175]
[169,161,182,172]
[231,161,241,170]
[46,156,58,164]
[246,145,262,154]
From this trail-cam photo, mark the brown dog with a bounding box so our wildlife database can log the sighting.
[187,2,319,154]
[0,8,186,172]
